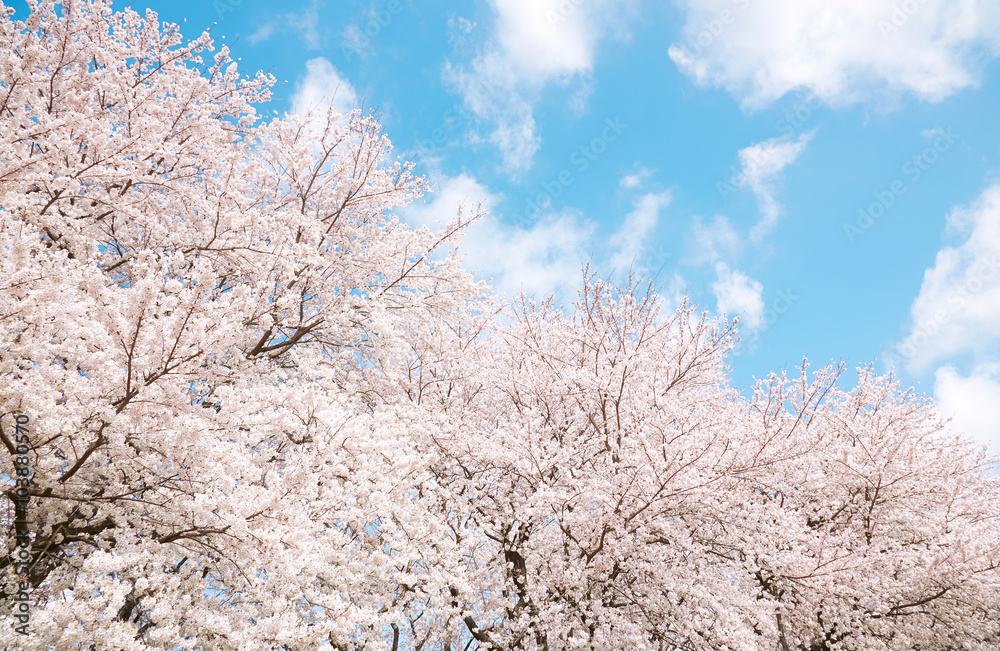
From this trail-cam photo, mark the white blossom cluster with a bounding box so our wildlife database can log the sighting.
[1,2,998,649]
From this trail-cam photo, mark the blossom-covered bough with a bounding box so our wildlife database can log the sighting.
[1,2,998,649]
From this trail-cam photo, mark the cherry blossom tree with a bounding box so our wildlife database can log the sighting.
[0,1,483,648]
[410,278,1000,650]
[1,2,999,650]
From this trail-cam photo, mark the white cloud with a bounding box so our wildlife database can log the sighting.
[403,173,594,298]
[608,191,671,273]
[934,365,1000,454]
[896,184,1000,459]
[445,0,636,173]
[660,273,691,311]
[686,215,741,267]
[286,1,322,50]
[897,184,1000,373]
[463,209,595,298]
[341,25,371,58]
[492,0,597,82]
[247,24,275,45]
[291,58,357,122]
[444,52,539,175]
[246,3,322,50]
[448,16,476,38]
[403,173,501,232]
[711,262,765,329]
[669,0,1000,108]
[566,79,594,115]
[920,127,949,141]
[733,132,813,241]
[620,167,654,189]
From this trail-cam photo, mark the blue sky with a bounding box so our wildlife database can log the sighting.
[17,0,1000,452]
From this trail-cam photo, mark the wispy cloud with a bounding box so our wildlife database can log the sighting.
[734,131,814,241]
[619,166,654,189]
[247,24,274,46]
[445,0,637,174]
[246,1,323,50]
[608,191,671,274]
[444,52,539,176]
[685,214,741,267]
[341,24,372,58]
[286,0,322,49]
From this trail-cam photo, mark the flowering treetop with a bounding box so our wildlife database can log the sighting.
[1,2,998,650]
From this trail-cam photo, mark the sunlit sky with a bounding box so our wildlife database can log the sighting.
[12,0,1000,453]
